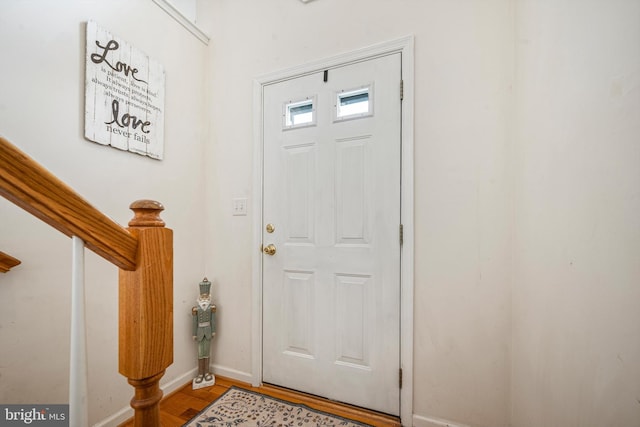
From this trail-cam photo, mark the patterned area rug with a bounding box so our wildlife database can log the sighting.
[183,386,372,427]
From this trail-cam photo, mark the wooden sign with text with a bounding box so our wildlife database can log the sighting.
[85,21,165,160]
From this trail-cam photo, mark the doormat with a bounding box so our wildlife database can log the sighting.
[183,386,372,427]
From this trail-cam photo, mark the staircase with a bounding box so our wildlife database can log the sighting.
[0,135,173,426]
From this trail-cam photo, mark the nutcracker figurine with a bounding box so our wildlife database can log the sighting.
[192,277,216,387]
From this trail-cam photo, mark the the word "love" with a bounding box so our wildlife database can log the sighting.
[91,40,147,84]
[105,99,151,134]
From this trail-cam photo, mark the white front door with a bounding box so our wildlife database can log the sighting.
[262,53,401,415]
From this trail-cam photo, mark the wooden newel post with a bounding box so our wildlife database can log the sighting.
[119,200,173,427]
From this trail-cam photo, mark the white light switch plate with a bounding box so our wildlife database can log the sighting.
[232,198,248,216]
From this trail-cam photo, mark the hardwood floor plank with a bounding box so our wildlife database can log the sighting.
[160,391,209,418]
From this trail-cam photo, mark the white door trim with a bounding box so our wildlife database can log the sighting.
[252,36,414,425]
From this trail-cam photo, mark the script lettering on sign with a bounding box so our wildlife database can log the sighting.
[84,21,165,160]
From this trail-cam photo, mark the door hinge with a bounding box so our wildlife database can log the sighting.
[399,368,403,389]
[399,224,404,245]
[400,79,404,101]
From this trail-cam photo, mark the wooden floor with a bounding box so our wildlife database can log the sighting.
[119,376,401,427]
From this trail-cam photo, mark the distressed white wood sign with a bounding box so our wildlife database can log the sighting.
[85,21,165,160]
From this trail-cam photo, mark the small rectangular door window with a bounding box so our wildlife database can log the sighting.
[335,84,373,121]
[283,97,316,129]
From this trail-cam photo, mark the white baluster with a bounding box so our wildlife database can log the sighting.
[69,236,89,426]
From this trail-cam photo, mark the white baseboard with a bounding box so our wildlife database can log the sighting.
[211,363,253,384]
[92,365,252,427]
[412,414,472,427]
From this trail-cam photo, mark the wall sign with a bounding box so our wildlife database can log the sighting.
[84,21,165,160]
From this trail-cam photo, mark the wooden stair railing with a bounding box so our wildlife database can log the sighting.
[120,200,173,427]
[0,251,21,272]
[0,136,173,426]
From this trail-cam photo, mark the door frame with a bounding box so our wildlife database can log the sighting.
[251,36,414,425]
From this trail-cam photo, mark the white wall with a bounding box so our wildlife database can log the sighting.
[0,1,208,424]
[198,1,514,426]
[512,1,640,426]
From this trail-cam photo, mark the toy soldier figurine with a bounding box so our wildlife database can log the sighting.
[192,277,216,387]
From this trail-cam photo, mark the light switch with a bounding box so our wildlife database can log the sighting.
[232,198,248,216]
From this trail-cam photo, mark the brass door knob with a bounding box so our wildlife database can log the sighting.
[263,244,277,256]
